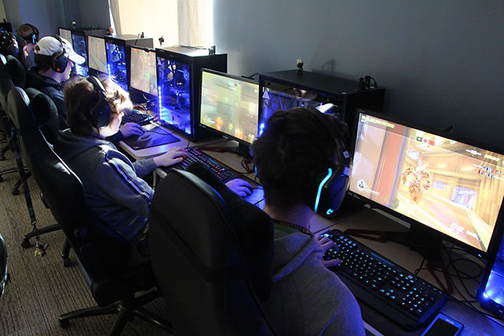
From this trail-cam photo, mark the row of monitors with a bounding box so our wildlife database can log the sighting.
[60,29,504,260]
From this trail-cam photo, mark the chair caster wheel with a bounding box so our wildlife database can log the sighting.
[63,257,72,267]
[59,318,70,328]
[0,175,3,182]
[21,238,31,248]
[12,188,19,195]
[0,155,5,161]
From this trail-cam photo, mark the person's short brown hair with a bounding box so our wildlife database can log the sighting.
[64,76,133,135]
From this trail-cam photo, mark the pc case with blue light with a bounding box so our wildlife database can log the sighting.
[479,217,504,318]
[104,35,153,92]
[156,47,227,141]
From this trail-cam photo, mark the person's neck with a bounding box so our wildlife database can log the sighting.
[38,68,62,83]
[263,203,313,230]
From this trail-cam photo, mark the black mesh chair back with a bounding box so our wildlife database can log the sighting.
[7,87,172,334]
[149,166,276,336]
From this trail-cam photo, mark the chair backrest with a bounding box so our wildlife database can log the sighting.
[7,87,132,298]
[149,166,276,336]
[4,54,25,88]
[0,54,14,137]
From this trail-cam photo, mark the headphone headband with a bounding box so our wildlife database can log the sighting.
[87,76,111,128]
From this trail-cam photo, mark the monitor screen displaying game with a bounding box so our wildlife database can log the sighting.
[200,68,259,147]
[130,46,157,97]
[105,39,128,91]
[58,28,72,46]
[70,31,88,76]
[87,35,107,74]
[349,110,504,254]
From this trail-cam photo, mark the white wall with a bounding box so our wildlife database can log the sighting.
[0,1,6,21]
[214,0,504,146]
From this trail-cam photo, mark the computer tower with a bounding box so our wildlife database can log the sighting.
[259,70,386,146]
[104,35,154,91]
[156,47,227,141]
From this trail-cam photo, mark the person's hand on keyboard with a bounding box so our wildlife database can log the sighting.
[316,235,342,268]
[225,179,252,198]
[153,147,187,167]
[119,122,144,138]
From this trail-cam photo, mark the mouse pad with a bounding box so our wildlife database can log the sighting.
[123,128,180,149]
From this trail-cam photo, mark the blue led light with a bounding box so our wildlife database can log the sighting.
[314,168,333,212]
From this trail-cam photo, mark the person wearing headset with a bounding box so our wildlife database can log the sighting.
[15,23,39,69]
[26,36,143,142]
[250,107,365,335]
[55,76,253,266]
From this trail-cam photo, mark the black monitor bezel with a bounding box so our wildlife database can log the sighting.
[348,109,504,258]
[199,67,260,150]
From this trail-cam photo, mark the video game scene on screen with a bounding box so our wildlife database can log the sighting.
[157,57,191,134]
[87,36,107,74]
[200,70,259,144]
[351,113,504,253]
[129,47,157,97]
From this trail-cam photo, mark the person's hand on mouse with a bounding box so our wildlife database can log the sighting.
[225,178,252,198]
[119,122,144,138]
[153,147,187,167]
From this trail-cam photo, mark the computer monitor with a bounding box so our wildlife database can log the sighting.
[58,28,72,45]
[199,68,260,155]
[87,35,107,75]
[105,37,128,91]
[70,30,88,76]
[348,110,504,257]
[129,46,157,101]
[259,77,343,137]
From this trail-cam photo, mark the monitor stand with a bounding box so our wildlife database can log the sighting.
[198,142,250,157]
[345,222,454,294]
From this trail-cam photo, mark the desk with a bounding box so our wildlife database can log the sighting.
[120,128,504,336]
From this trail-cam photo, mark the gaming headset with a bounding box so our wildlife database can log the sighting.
[20,23,39,45]
[50,35,70,73]
[86,76,111,128]
[303,109,351,218]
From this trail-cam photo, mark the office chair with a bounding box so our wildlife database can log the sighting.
[149,164,276,336]
[7,86,173,335]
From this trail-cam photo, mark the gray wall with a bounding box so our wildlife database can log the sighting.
[3,0,503,145]
[214,0,504,145]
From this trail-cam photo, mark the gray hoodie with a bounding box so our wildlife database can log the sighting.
[55,129,157,243]
[264,229,366,336]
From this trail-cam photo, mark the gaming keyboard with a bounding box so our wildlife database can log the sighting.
[321,229,448,330]
[171,147,241,183]
[122,109,154,125]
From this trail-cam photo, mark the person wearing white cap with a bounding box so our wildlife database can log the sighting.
[26,35,144,140]
[26,35,85,129]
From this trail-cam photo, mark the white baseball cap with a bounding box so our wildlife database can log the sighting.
[34,36,85,65]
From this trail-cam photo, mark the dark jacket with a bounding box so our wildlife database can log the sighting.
[25,68,67,129]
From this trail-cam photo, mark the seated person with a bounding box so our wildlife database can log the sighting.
[55,75,252,265]
[251,107,365,335]
[26,35,142,141]
[15,23,39,69]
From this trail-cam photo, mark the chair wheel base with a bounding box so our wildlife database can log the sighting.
[12,188,19,195]
[20,238,31,248]
[59,318,70,329]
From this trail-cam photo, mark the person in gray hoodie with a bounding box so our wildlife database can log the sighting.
[251,107,365,335]
[55,75,252,265]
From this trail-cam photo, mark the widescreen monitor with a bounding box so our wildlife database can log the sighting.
[199,68,259,154]
[58,28,72,45]
[349,110,504,256]
[87,35,107,74]
[70,31,88,76]
[129,46,157,97]
[105,38,128,91]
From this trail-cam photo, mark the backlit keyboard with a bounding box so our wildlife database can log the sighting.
[170,147,240,183]
[321,229,447,330]
[122,109,154,125]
